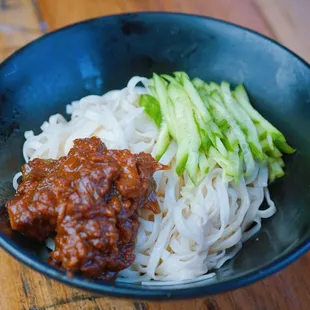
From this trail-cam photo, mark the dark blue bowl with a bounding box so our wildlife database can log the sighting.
[0,12,310,300]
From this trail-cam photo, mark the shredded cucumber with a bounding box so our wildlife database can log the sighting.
[221,82,264,161]
[168,82,201,183]
[208,92,255,179]
[234,84,295,155]
[153,122,170,161]
[139,94,162,128]
[143,72,294,183]
[152,74,177,140]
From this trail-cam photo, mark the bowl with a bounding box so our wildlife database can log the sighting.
[0,12,310,300]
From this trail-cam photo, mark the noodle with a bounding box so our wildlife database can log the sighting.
[14,76,276,283]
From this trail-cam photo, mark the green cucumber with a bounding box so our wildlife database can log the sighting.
[209,92,255,179]
[221,82,264,161]
[268,157,285,182]
[178,73,224,151]
[139,94,162,128]
[152,74,177,140]
[198,153,210,174]
[154,122,170,160]
[143,72,294,183]
[274,139,295,154]
[192,77,206,89]
[234,84,295,155]
[168,83,201,182]
[178,72,213,123]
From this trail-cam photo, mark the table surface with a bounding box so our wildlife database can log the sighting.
[1,0,310,309]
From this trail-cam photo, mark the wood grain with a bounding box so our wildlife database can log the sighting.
[254,0,310,62]
[0,0,42,61]
[1,249,310,310]
[1,0,310,309]
[38,0,274,37]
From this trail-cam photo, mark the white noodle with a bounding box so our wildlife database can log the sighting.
[13,76,276,284]
[13,172,22,190]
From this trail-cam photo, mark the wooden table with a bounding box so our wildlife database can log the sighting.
[1,1,310,309]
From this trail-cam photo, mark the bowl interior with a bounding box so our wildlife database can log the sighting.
[0,13,310,298]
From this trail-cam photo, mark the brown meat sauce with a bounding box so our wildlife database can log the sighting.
[7,137,166,279]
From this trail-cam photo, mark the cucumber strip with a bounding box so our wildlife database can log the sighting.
[197,153,210,184]
[260,131,295,154]
[179,73,213,123]
[234,84,281,134]
[249,142,264,161]
[154,122,170,160]
[199,87,241,176]
[208,82,222,93]
[173,71,183,83]
[267,133,274,151]
[152,74,177,140]
[198,153,210,174]
[221,135,234,152]
[234,84,296,156]
[274,139,296,154]
[168,83,201,182]
[200,88,238,149]
[192,77,205,89]
[278,157,285,167]
[216,136,228,158]
[175,139,189,175]
[168,87,190,174]
[209,146,230,169]
[144,73,294,184]
[209,93,256,178]
[147,85,156,98]
[198,89,225,133]
[256,123,269,141]
[178,73,224,154]
[260,138,275,155]
[167,98,179,139]
[221,82,264,161]
[225,129,239,150]
[202,83,211,96]
[195,115,216,146]
[268,158,285,182]
[161,74,180,85]
[184,99,201,183]
[266,146,282,158]
[186,149,200,184]
[168,84,191,174]
[139,94,162,128]
[199,130,212,153]
[199,129,212,152]
[209,121,224,138]
[234,84,295,153]
[227,149,241,181]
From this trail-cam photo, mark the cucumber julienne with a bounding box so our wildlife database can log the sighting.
[139,72,295,184]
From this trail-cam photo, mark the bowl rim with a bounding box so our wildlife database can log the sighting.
[0,11,310,300]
